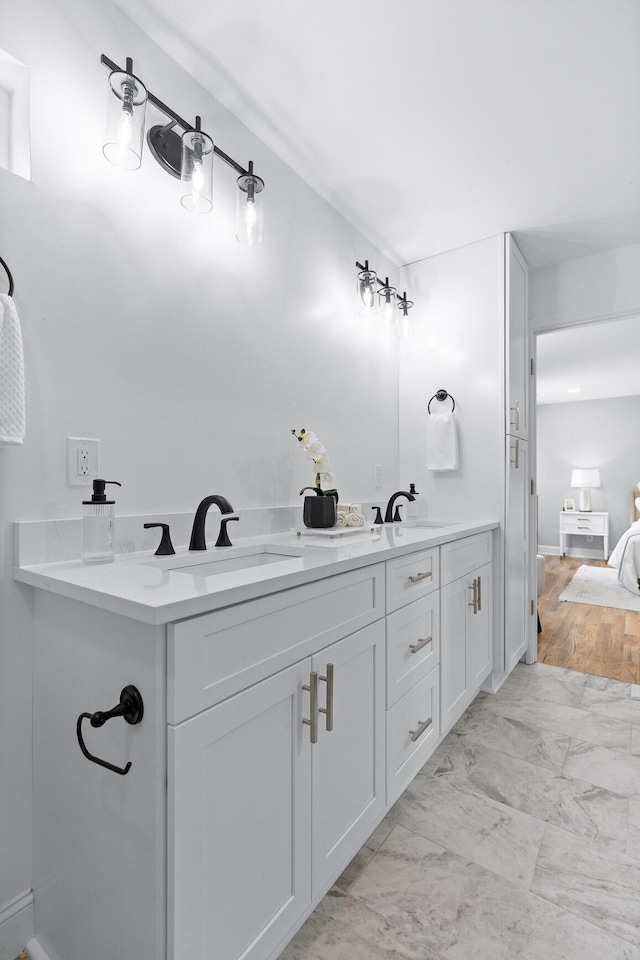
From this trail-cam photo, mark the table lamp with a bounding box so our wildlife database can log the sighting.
[570,468,601,512]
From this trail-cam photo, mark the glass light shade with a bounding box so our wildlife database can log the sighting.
[357,265,378,316]
[379,282,397,324]
[102,70,148,171]
[236,172,265,244]
[180,129,214,214]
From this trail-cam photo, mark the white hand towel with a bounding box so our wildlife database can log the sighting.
[427,411,458,471]
[346,512,364,526]
[0,294,25,445]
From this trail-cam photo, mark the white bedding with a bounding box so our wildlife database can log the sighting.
[608,521,640,595]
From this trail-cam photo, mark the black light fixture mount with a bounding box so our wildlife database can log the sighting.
[355,261,414,320]
[100,54,265,240]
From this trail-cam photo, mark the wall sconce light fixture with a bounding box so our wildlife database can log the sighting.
[101,55,265,243]
[356,261,414,329]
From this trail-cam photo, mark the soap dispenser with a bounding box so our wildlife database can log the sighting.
[82,480,122,564]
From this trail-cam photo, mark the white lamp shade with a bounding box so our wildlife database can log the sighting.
[570,468,601,489]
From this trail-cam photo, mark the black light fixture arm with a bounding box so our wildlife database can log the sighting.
[100,54,251,177]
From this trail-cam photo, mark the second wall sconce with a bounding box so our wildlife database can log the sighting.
[356,260,414,326]
[101,55,265,244]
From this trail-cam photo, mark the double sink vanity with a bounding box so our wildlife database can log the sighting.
[15,510,497,960]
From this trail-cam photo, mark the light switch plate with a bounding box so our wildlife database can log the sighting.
[67,437,100,487]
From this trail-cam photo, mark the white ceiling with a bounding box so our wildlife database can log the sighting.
[536,315,640,405]
[113,0,640,268]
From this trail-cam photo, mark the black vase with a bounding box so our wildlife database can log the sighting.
[303,496,336,528]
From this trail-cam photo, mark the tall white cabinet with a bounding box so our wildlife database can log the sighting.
[504,235,534,671]
[398,232,535,686]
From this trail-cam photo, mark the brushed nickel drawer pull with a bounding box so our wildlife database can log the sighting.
[302,671,318,744]
[468,578,478,614]
[409,636,432,654]
[409,717,433,742]
[477,574,482,612]
[319,662,334,733]
[408,571,432,583]
[510,438,520,469]
[510,400,520,431]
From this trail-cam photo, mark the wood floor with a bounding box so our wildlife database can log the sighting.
[537,554,640,683]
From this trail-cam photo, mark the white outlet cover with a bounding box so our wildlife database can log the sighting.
[67,437,100,487]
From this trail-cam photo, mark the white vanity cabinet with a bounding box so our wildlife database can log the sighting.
[385,547,441,804]
[440,532,493,735]
[21,521,497,960]
[166,564,386,960]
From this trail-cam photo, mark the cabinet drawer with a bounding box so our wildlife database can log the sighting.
[386,547,439,612]
[441,532,492,585]
[386,665,440,804]
[386,593,440,707]
[168,564,384,724]
[561,514,605,534]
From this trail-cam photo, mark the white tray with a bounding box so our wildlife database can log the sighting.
[296,524,376,538]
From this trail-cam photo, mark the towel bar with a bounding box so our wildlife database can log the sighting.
[0,256,14,297]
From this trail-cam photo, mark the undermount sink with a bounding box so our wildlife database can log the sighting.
[143,544,306,578]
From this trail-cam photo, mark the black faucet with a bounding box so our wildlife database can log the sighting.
[189,495,235,551]
[384,490,416,523]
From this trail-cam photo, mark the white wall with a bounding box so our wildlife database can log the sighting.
[536,395,640,553]
[530,242,640,332]
[0,0,399,952]
[398,236,505,524]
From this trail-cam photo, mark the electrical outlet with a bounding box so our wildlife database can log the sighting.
[586,535,593,542]
[374,464,382,488]
[67,437,100,487]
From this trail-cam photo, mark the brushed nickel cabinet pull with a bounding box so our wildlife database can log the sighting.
[477,574,482,612]
[510,400,520,431]
[319,662,334,733]
[408,571,432,583]
[302,671,318,744]
[409,636,432,654]
[409,717,433,742]
[510,438,520,469]
[468,578,478,614]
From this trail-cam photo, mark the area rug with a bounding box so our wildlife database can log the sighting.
[559,565,640,611]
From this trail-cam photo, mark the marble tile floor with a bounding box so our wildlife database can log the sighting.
[280,661,640,960]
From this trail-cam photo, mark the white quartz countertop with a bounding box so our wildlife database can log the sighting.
[14,519,498,625]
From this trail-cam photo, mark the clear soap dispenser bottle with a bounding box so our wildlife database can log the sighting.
[82,479,122,564]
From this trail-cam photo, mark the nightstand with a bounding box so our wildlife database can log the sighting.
[559,511,609,560]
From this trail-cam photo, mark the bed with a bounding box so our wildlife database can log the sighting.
[607,485,640,594]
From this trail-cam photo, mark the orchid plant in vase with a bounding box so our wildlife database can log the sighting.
[292,428,338,527]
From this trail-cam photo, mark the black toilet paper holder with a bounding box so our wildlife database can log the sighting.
[76,685,144,776]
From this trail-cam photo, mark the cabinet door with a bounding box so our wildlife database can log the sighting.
[168,660,312,960]
[469,561,493,688]
[311,620,386,898]
[440,574,473,734]
[505,234,529,440]
[506,435,530,673]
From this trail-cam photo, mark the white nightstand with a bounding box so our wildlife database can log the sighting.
[559,511,609,560]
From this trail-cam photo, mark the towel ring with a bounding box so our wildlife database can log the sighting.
[0,256,14,297]
[428,389,455,413]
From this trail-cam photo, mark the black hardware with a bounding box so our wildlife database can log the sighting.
[189,495,235,551]
[371,506,383,524]
[76,685,144,776]
[144,522,175,556]
[428,389,456,413]
[0,256,14,297]
[384,490,416,523]
[356,261,413,313]
[215,516,240,547]
[409,482,419,495]
[393,504,403,521]
[101,54,256,179]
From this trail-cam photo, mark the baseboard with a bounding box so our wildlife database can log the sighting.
[0,889,33,959]
[25,938,51,960]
